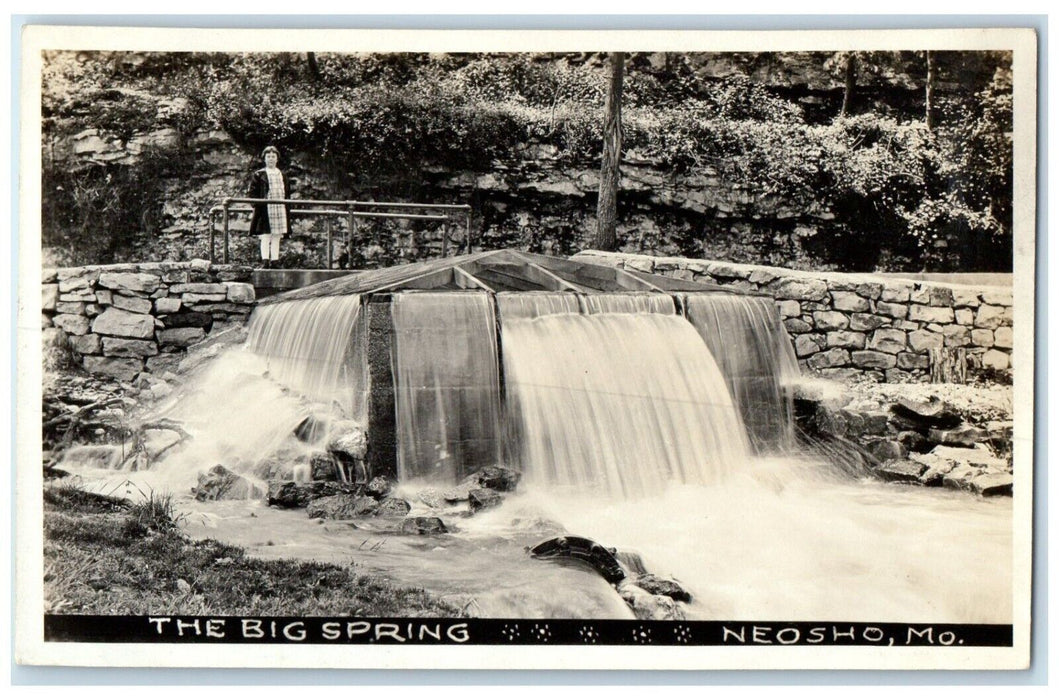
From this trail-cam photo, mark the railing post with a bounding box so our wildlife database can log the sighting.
[326,217,333,270]
[347,204,355,269]
[208,209,216,264]
[441,217,450,257]
[464,208,473,253]
[221,198,231,264]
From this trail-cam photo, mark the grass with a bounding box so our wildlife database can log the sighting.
[42,485,463,617]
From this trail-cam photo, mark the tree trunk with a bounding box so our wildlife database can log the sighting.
[593,52,625,252]
[840,53,857,117]
[307,52,321,81]
[925,50,937,130]
[929,347,967,384]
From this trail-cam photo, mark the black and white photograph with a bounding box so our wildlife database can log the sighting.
[15,25,1037,670]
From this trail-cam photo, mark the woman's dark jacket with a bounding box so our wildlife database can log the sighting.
[247,168,292,235]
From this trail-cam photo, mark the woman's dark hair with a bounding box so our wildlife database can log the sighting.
[261,145,280,160]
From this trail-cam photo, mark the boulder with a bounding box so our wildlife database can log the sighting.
[770,277,828,302]
[97,271,161,295]
[377,497,412,518]
[473,466,521,492]
[225,282,256,303]
[57,269,100,292]
[157,327,206,350]
[807,348,850,370]
[193,465,261,501]
[865,439,906,462]
[171,282,227,295]
[874,459,926,483]
[53,314,91,336]
[811,311,849,331]
[328,422,368,461]
[267,480,314,508]
[43,284,58,311]
[969,473,1013,497]
[154,297,182,314]
[616,581,686,621]
[102,337,159,358]
[400,516,449,535]
[993,326,1013,350]
[183,293,228,304]
[309,452,340,481]
[896,352,930,370]
[928,424,987,448]
[267,480,359,508]
[306,494,367,520]
[110,294,153,314]
[777,300,801,318]
[443,484,473,503]
[92,308,155,339]
[974,305,1012,330]
[907,330,944,352]
[880,283,913,303]
[982,349,1010,370]
[469,488,502,512]
[849,313,888,331]
[55,301,86,315]
[794,334,823,357]
[868,329,907,354]
[830,291,870,313]
[825,331,866,349]
[851,350,897,370]
[633,574,692,603]
[365,476,393,499]
[890,396,962,430]
[69,333,102,355]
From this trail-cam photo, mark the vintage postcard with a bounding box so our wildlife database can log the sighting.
[15,25,1037,670]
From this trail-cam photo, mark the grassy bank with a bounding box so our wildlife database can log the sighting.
[43,485,462,617]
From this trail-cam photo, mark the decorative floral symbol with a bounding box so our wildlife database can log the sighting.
[501,623,520,641]
[673,624,692,644]
[633,625,652,644]
[531,623,552,641]
[579,626,600,644]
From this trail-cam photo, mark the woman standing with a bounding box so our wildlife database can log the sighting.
[247,145,292,267]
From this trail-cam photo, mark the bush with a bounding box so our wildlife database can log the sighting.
[42,51,1014,271]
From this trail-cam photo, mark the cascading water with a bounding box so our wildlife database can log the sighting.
[245,295,367,420]
[390,292,504,484]
[498,296,750,499]
[683,293,800,452]
[581,292,676,315]
[50,275,1011,623]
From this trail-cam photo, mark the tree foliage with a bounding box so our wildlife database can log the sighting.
[41,50,1014,271]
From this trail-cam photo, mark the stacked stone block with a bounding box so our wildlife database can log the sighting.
[574,251,1014,383]
[42,260,256,382]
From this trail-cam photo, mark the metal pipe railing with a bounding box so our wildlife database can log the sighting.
[208,198,473,267]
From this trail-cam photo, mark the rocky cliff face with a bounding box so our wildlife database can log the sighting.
[46,124,845,270]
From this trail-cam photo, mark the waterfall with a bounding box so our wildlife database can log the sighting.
[581,293,675,315]
[246,295,366,419]
[682,293,800,452]
[496,292,581,320]
[499,298,750,499]
[391,292,504,484]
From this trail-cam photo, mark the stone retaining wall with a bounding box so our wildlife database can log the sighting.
[42,260,256,382]
[573,251,1014,383]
